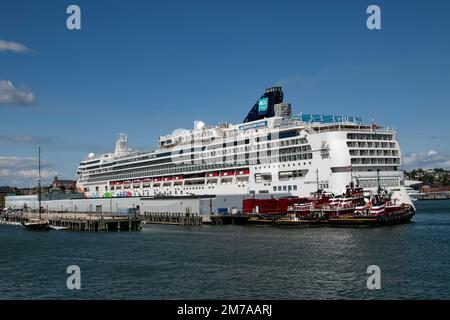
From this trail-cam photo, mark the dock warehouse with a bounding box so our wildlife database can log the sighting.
[5,194,287,216]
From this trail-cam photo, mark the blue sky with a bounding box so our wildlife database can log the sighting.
[1,0,449,186]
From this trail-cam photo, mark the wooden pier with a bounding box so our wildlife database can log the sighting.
[2,212,141,232]
[141,212,203,226]
[208,214,248,225]
[140,212,251,226]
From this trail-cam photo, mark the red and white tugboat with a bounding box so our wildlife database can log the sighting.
[319,185,365,217]
[328,191,415,227]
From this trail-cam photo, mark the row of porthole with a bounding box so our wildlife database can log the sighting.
[273,185,298,192]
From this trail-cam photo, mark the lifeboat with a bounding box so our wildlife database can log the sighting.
[221,171,235,177]
[207,172,219,177]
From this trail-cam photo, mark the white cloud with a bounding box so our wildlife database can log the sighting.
[0,39,31,53]
[0,135,51,145]
[0,156,58,186]
[403,150,450,170]
[0,80,35,105]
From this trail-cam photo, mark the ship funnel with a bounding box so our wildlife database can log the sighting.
[243,86,284,123]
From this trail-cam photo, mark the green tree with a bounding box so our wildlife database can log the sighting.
[422,174,436,184]
[440,173,449,186]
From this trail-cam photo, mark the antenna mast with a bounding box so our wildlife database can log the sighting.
[316,169,319,192]
[38,146,42,220]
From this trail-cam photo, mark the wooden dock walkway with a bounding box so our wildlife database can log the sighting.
[1,211,250,229]
[2,212,141,232]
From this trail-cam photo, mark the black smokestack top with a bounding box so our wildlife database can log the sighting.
[243,86,284,123]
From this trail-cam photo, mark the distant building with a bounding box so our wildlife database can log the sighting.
[20,188,38,195]
[0,186,17,209]
[421,184,450,193]
[52,176,77,190]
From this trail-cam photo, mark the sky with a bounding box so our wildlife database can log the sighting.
[1,0,449,187]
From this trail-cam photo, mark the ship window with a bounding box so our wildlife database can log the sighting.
[293,185,297,191]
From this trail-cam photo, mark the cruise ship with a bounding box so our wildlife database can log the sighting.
[76,87,413,207]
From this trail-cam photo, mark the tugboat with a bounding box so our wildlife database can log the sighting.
[327,202,415,227]
[287,189,334,216]
[23,147,50,231]
[328,173,415,227]
[319,185,365,217]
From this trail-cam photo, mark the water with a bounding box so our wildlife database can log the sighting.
[1,200,449,299]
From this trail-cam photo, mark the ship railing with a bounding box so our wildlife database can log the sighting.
[275,116,396,134]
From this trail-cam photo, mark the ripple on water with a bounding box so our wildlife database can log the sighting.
[1,200,450,299]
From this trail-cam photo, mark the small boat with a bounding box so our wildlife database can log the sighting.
[23,218,51,231]
[0,220,22,226]
[49,225,69,230]
[22,147,51,232]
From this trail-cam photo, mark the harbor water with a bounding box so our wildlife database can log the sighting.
[0,200,449,299]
